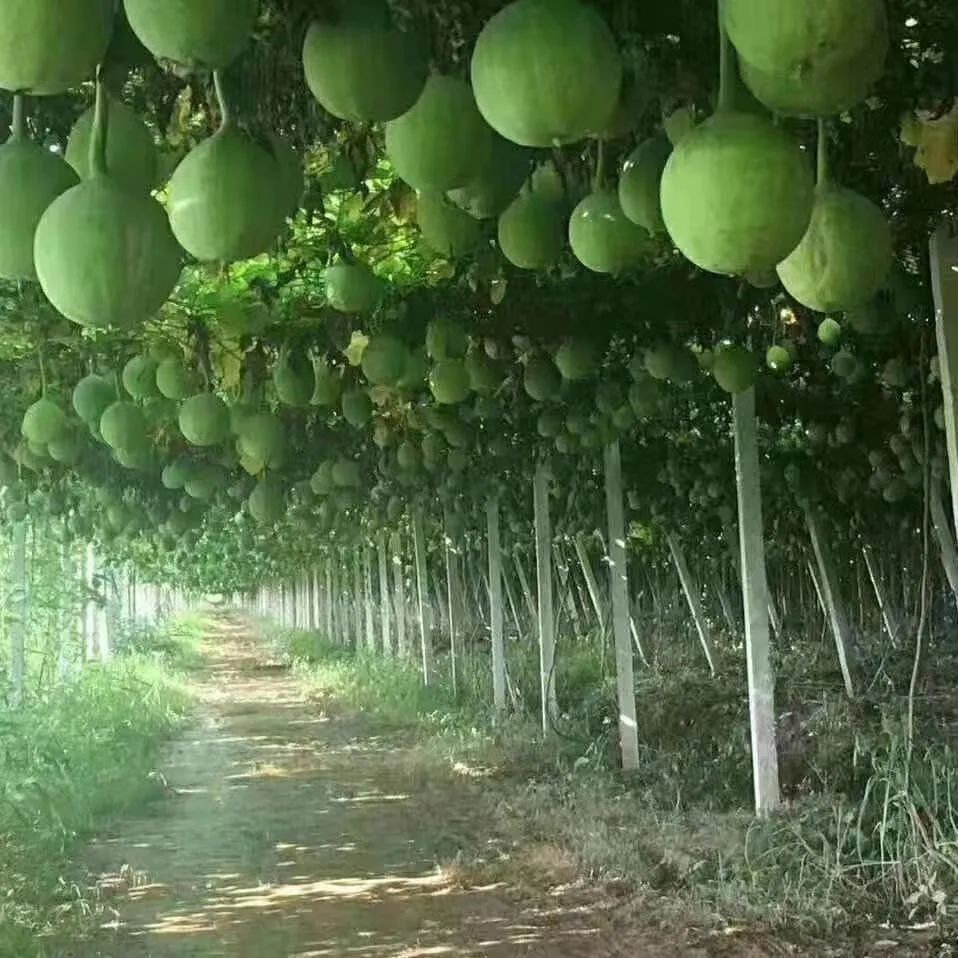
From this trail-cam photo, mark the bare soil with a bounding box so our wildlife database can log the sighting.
[54,618,946,957]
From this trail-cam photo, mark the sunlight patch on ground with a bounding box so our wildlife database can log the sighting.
[331,791,410,804]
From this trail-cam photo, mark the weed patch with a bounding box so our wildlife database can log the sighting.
[0,615,202,956]
[273,624,958,939]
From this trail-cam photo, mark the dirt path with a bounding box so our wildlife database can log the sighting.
[58,617,928,958]
[65,617,630,957]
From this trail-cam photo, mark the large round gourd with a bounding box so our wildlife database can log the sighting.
[417,192,482,258]
[72,373,115,423]
[777,185,892,314]
[447,134,529,220]
[247,476,285,525]
[341,388,372,428]
[325,263,383,313]
[498,192,565,270]
[471,0,622,148]
[237,412,285,468]
[34,175,181,328]
[303,0,426,124]
[555,339,597,381]
[0,101,79,280]
[619,133,671,234]
[66,98,158,194]
[178,392,230,446]
[362,335,407,387]
[660,108,813,277]
[273,353,314,408]
[723,0,884,79]
[0,1,114,95]
[122,354,160,399]
[35,80,180,328]
[22,398,67,444]
[384,74,493,193]
[168,124,284,263]
[712,345,756,395]
[569,189,652,275]
[100,401,147,451]
[524,355,561,401]
[739,24,888,119]
[155,357,196,400]
[123,0,259,69]
[429,360,471,405]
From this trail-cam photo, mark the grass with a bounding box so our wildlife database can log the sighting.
[273,623,958,940]
[0,613,203,957]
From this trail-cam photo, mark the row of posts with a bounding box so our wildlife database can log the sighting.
[240,224,958,819]
[6,524,183,706]
[243,405,779,815]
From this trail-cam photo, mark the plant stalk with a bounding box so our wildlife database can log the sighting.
[90,73,110,178]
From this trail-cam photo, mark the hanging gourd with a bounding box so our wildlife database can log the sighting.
[660,10,814,277]
[471,0,622,148]
[723,0,887,117]
[385,74,493,193]
[123,0,259,70]
[179,392,231,447]
[447,134,530,220]
[303,0,427,124]
[777,122,892,313]
[66,97,158,194]
[0,95,79,280]
[569,142,653,275]
[738,35,887,118]
[34,79,182,329]
[167,72,284,263]
[416,192,483,259]
[498,189,566,270]
[325,263,384,314]
[0,0,115,95]
[22,397,67,446]
[619,132,672,234]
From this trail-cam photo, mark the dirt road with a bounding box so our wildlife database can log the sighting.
[59,618,926,957]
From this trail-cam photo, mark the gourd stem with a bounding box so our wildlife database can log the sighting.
[717,9,735,112]
[817,118,829,186]
[213,71,232,129]
[594,138,606,192]
[90,73,110,178]
[10,94,25,141]
[38,348,46,395]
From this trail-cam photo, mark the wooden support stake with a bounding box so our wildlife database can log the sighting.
[443,508,463,695]
[364,545,376,651]
[666,531,719,675]
[503,562,523,637]
[533,460,559,734]
[378,533,392,656]
[390,532,408,658]
[554,541,583,636]
[712,570,739,636]
[931,224,958,534]
[732,387,781,817]
[573,530,606,633]
[931,481,958,600]
[412,507,434,684]
[487,495,507,714]
[513,552,538,623]
[353,551,363,650]
[804,504,856,698]
[603,440,640,771]
[861,542,901,647]
[324,559,333,644]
